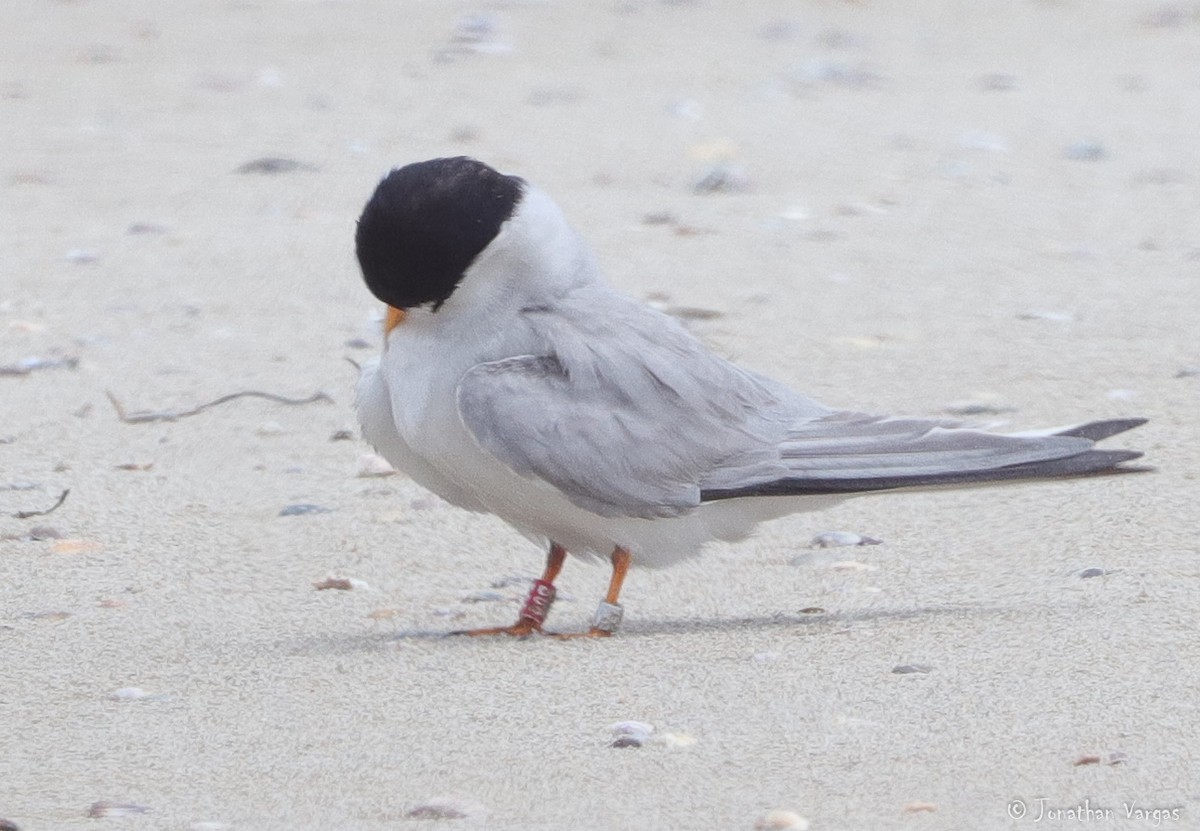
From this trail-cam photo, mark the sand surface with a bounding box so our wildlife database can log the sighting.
[2,1,1198,829]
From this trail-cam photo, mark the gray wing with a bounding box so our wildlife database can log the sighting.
[456,293,821,519]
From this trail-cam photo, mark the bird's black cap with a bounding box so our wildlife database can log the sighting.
[355,157,524,311]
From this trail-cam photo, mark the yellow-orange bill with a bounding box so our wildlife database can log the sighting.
[384,306,407,334]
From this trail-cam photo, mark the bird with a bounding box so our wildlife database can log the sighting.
[352,156,1147,638]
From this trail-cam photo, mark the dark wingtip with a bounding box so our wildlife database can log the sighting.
[1054,418,1148,441]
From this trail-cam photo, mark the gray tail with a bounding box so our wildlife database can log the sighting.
[700,418,1149,501]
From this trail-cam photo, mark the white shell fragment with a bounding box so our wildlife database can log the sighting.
[356,452,397,478]
[810,531,882,548]
[754,810,811,830]
[88,801,150,818]
[610,720,654,748]
[109,687,151,700]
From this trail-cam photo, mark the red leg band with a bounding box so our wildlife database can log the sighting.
[518,578,556,627]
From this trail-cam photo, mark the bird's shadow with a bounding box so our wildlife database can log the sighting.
[291,602,1009,655]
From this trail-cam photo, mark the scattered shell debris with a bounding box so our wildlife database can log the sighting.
[88,802,150,818]
[810,531,882,548]
[754,809,810,830]
[313,576,367,591]
[891,664,933,675]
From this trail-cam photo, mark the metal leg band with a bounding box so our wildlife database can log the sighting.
[592,601,624,633]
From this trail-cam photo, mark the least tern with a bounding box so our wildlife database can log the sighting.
[353,156,1146,638]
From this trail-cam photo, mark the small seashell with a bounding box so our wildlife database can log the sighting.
[255,421,286,436]
[903,802,938,813]
[1074,754,1102,766]
[110,687,151,700]
[810,531,882,548]
[126,222,167,235]
[278,503,333,517]
[356,453,397,478]
[312,576,366,591]
[692,163,751,194]
[1064,139,1106,161]
[754,809,810,830]
[235,157,317,175]
[28,525,61,540]
[49,539,102,555]
[329,428,354,441]
[367,608,401,621]
[64,248,101,264]
[610,720,654,748]
[1017,310,1074,322]
[98,598,127,609]
[1078,567,1106,579]
[88,802,150,818]
[943,399,1016,416]
[892,664,932,675]
[405,797,485,820]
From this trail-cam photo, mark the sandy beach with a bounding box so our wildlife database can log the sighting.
[2,1,1198,829]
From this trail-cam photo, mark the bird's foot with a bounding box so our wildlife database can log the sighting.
[551,627,614,640]
[451,620,543,638]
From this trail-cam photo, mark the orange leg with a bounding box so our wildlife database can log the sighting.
[455,543,566,637]
[555,546,632,639]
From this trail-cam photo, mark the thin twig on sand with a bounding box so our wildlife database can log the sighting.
[105,390,332,424]
[13,488,70,519]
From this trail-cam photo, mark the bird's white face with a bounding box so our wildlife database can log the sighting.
[375,177,592,340]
